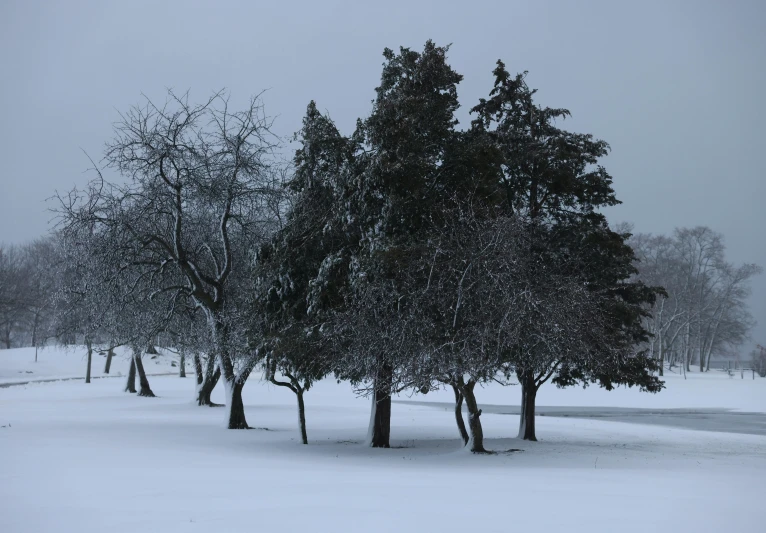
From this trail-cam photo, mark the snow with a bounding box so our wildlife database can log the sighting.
[365,393,377,447]
[408,370,766,414]
[1,347,764,532]
[0,345,179,385]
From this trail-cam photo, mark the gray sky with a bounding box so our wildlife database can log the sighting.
[1,0,764,348]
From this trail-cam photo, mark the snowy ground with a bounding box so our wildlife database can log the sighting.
[0,345,179,385]
[1,347,764,533]
[408,367,766,412]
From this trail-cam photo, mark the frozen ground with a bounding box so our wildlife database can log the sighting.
[1,347,764,533]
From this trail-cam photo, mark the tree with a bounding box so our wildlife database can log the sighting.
[57,90,283,428]
[697,262,760,372]
[630,227,760,375]
[628,232,686,375]
[338,41,465,448]
[104,275,183,398]
[0,244,24,349]
[124,357,137,393]
[290,43,659,448]
[291,44,571,450]
[252,101,354,443]
[20,238,57,361]
[263,333,328,445]
[265,43,468,449]
[103,342,118,374]
[168,307,222,405]
[0,239,60,356]
[471,64,618,224]
[471,61,663,441]
[50,227,112,384]
[369,211,524,453]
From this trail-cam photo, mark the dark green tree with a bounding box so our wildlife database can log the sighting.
[253,101,354,444]
[472,61,663,441]
[340,41,467,448]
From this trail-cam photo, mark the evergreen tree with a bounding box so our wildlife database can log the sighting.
[471,61,663,440]
[342,41,465,448]
[253,101,354,444]
[282,44,663,449]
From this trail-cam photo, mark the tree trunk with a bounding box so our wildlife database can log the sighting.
[104,346,114,374]
[3,323,11,349]
[209,316,250,427]
[33,311,41,361]
[297,388,308,445]
[451,383,469,445]
[224,379,249,429]
[194,354,203,385]
[268,369,310,444]
[518,371,538,441]
[31,316,38,361]
[459,379,486,453]
[367,363,392,448]
[179,351,186,378]
[85,341,92,384]
[125,358,137,393]
[196,356,221,406]
[684,323,691,373]
[133,349,155,397]
[200,367,221,405]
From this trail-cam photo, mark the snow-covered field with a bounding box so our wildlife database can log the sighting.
[1,347,764,533]
[0,345,178,385]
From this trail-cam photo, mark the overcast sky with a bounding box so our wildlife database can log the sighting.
[1,0,764,348]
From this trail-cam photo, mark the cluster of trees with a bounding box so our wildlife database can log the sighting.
[4,42,677,451]
[629,227,761,376]
[0,234,180,386]
[0,240,57,353]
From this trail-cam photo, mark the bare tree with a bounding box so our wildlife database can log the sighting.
[166,308,222,405]
[21,239,57,360]
[631,227,761,375]
[57,89,284,427]
[0,244,24,349]
[50,228,114,383]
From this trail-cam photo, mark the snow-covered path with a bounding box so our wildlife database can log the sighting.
[1,362,764,533]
